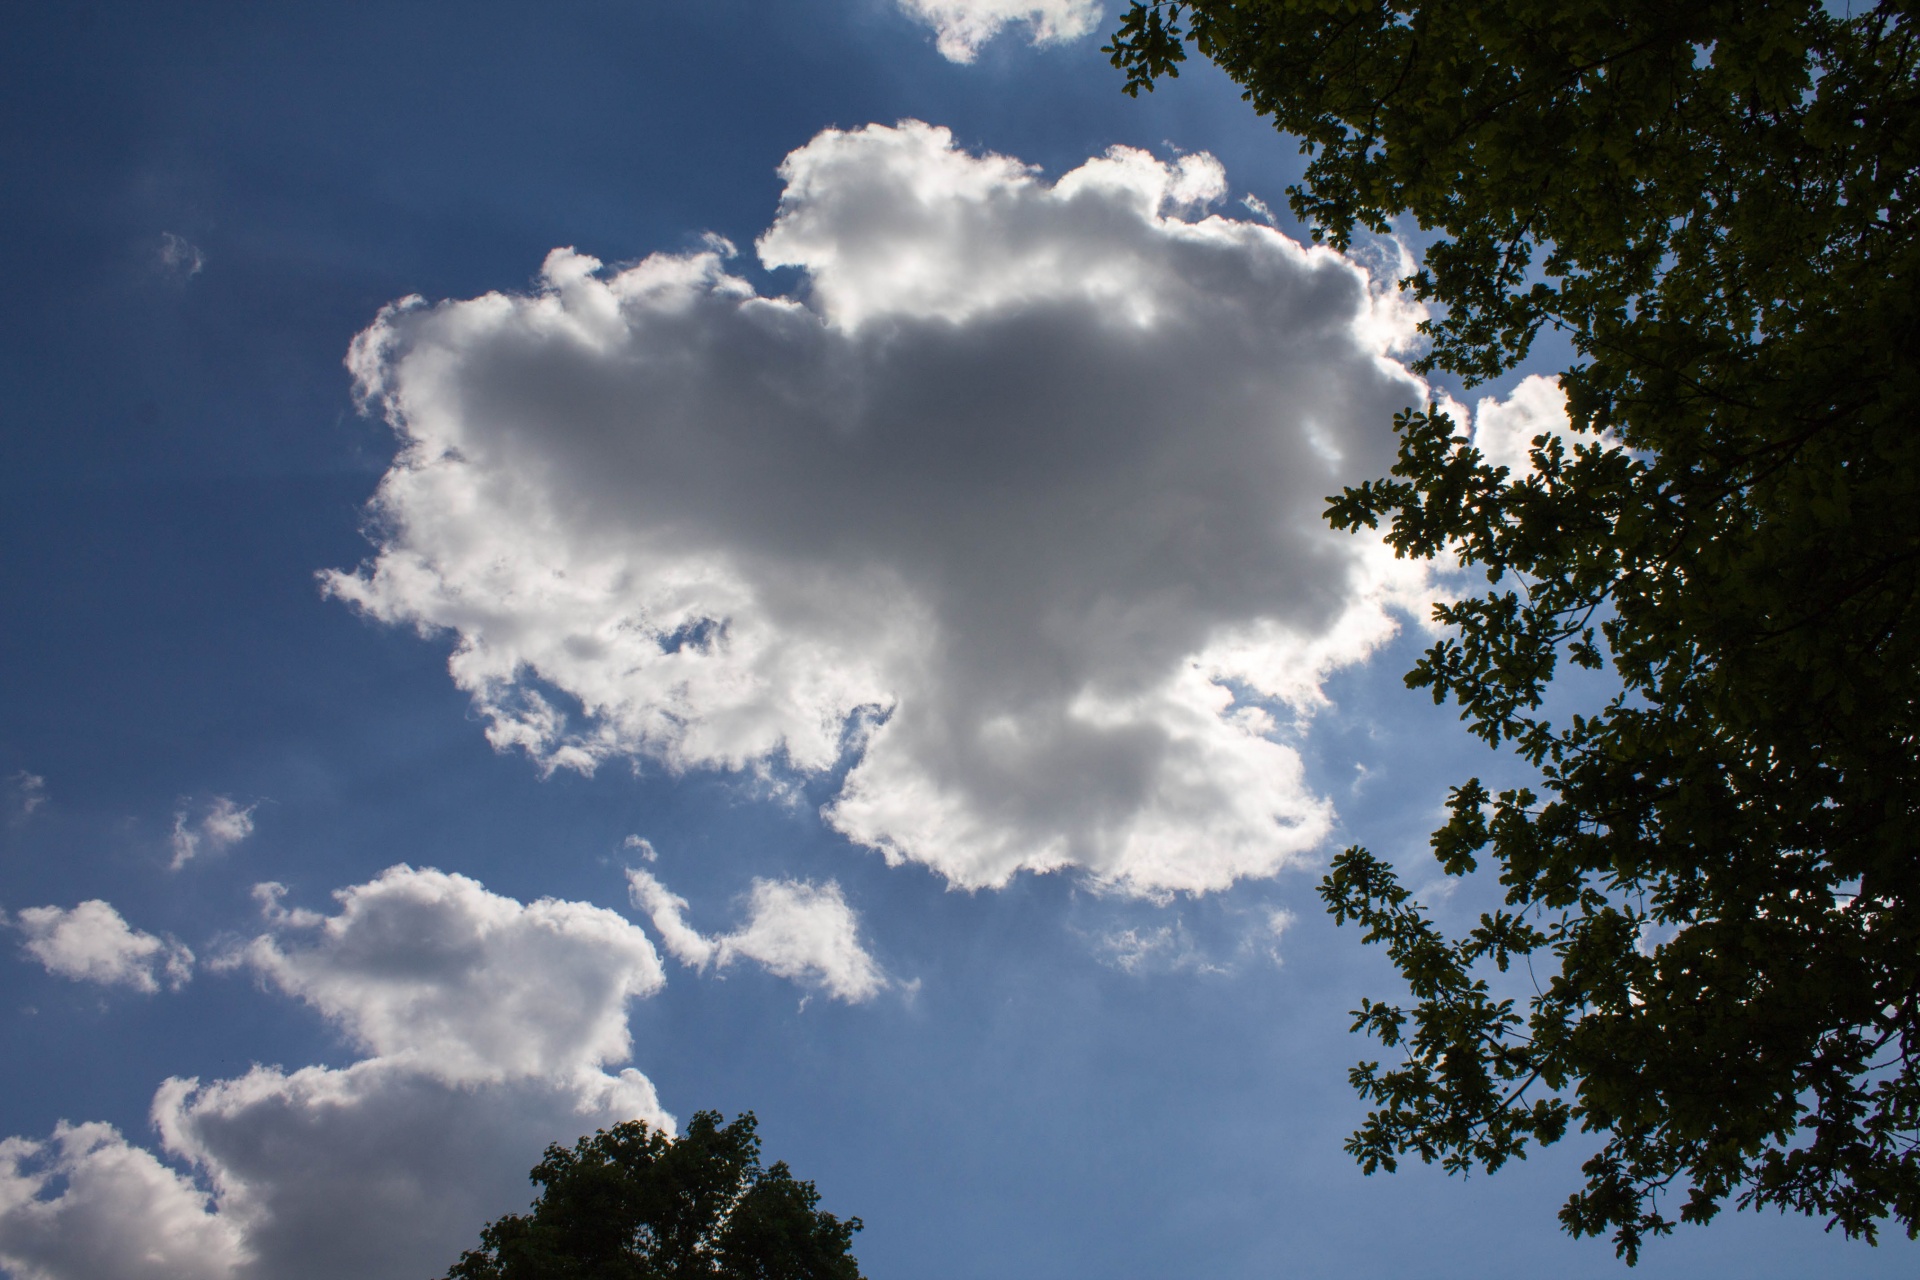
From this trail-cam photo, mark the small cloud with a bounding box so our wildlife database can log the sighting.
[896,0,1103,62]
[1091,920,1225,976]
[719,879,890,1002]
[245,880,323,930]
[624,866,716,971]
[1408,877,1464,918]
[627,867,890,1002]
[1091,903,1298,975]
[170,796,255,870]
[1261,907,1296,966]
[157,231,204,279]
[622,835,660,862]
[11,900,194,992]
[6,772,47,823]
[1093,924,1184,974]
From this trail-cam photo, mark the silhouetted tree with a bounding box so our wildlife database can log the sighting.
[443,1111,864,1280]
[1109,0,1920,1262]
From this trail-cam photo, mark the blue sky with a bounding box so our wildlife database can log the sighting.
[0,3,1909,1277]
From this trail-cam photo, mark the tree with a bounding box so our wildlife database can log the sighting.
[442,1111,866,1280]
[1109,0,1919,1262]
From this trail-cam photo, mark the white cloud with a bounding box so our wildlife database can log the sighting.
[628,868,888,1002]
[624,868,717,970]
[170,797,255,870]
[1261,907,1296,966]
[896,0,1103,62]
[6,771,47,822]
[239,865,666,1088]
[0,868,672,1280]
[0,1066,664,1280]
[325,121,1448,898]
[1472,373,1578,476]
[12,900,193,993]
[0,1124,245,1280]
[157,1063,663,1280]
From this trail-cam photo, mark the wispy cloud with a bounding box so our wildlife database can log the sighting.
[157,231,204,279]
[5,771,46,824]
[628,867,890,1002]
[1090,903,1296,976]
[169,796,255,870]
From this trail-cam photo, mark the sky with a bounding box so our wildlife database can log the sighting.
[0,3,1909,1278]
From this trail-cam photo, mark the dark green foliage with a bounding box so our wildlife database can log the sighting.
[1110,0,1920,1263]
[441,1112,864,1280]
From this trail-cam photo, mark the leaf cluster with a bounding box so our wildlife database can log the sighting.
[442,1112,865,1280]
[1111,0,1920,1262]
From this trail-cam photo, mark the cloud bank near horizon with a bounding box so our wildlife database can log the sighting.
[324,121,1459,898]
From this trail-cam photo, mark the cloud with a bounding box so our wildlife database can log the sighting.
[624,869,717,971]
[1089,902,1295,975]
[896,0,1103,62]
[1472,374,1577,476]
[157,231,205,279]
[1092,921,1216,975]
[0,868,671,1280]
[628,868,888,1002]
[12,900,194,993]
[0,1124,245,1280]
[0,1067,663,1280]
[239,865,666,1087]
[325,121,1446,898]
[170,797,255,870]
[1265,906,1296,941]
[6,772,47,823]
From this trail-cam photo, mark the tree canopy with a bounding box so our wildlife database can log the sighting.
[442,1111,865,1280]
[1109,0,1919,1262]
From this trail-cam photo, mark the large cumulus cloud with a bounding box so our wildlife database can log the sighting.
[0,868,670,1280]
[324,122,1439,897]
